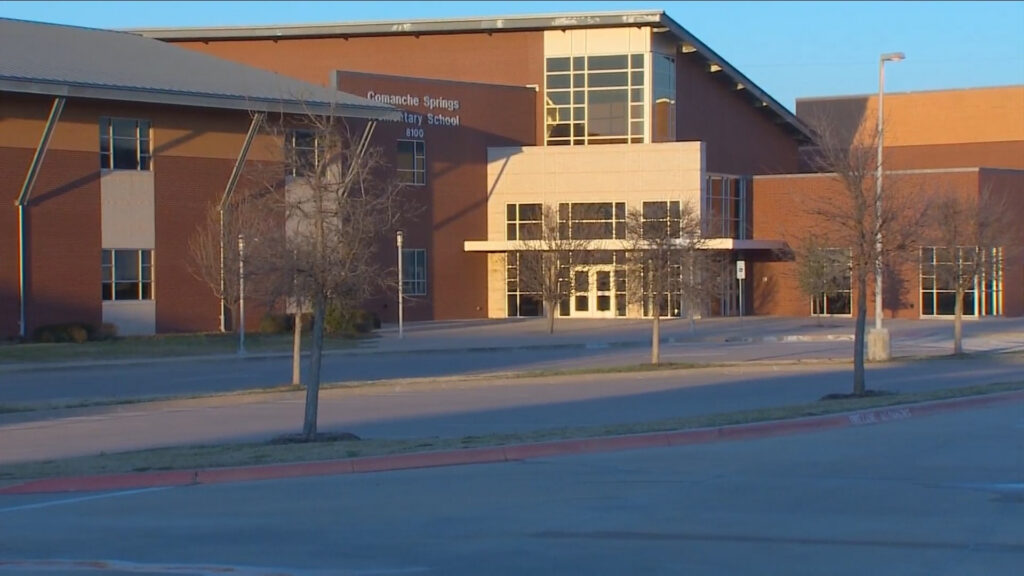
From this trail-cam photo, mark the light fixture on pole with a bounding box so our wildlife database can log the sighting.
[870,51,904,362]
[396,230,404,340]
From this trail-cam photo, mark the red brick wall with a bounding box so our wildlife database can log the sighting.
[4,150,103,337]
[153,155,233,333]
[675,55,800,175]
[336,71,538,321]
[750,170,1012,318]
[980,169,1024,316]
[1,148,33,338]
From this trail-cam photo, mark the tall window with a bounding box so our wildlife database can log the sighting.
[506,252,543,317]
[286,130,323,177]
[652,53,677,142]
[545,53,645,146]
[102,249,153,301]
[557,202,626,239]
[402,249,427,296]
[704,174,749,239]
[397,140,426,185]
[920,246,1002,317]
[506,203,543,240]
[811,248,852,316]
[100,118,151,170]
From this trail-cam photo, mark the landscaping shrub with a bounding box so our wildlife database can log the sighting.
[32,323,96,344]
[259,314,290,334]
[324,304,378,336]
[96,323,119,341]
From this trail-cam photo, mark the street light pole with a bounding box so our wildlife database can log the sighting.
[396,230,404,340]
[237,233,246,356]
[870,51,904,361]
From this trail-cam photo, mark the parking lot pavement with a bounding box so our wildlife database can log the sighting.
[1,399,1022,575]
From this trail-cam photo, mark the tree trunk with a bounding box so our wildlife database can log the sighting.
[853,274,867,395]
[954,285,964,355]
[292,311,303,385]
[652,307,661,365]
[547,300,556,335]
[302,293,325,440]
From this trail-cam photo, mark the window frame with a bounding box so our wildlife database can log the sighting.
[401,248,427,296]
[99,117,152,171]
[285,129,324,178]
[102,249,154,302]
[396,139,426,186]
[505,203,543,241]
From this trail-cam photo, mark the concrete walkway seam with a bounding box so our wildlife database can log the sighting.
[4,389,1023,496]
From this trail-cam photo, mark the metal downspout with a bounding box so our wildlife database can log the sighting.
[16,97,65,338]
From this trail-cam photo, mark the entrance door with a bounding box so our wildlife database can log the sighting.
[570,267,617,318]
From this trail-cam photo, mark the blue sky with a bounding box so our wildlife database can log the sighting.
[2,1,1021,111]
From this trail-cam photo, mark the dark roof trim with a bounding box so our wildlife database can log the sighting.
[655,15,812,143]
[130,11,666,40]
[0,77,401,119]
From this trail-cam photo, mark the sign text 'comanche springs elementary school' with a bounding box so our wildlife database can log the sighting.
[366,91,462,129]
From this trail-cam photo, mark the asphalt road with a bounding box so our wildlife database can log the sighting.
[2,400,1021,575]
[0,335,983,405]
[2,353,1022,463]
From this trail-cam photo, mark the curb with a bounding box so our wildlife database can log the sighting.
[4,389,1023,496]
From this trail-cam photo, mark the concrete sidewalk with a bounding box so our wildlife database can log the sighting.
[3,315,1024,374]
[5,387,1023,495]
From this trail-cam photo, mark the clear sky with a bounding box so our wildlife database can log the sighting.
[2,1,1021,112]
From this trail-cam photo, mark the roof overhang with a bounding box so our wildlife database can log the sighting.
[0,77,401,120]
[130,11,667,41]
[464,238,788,253]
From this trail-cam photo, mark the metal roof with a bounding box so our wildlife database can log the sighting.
[0,17,399,119]
[130,10,812,142]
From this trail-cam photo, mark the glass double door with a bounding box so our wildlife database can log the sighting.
[567,266,623,318]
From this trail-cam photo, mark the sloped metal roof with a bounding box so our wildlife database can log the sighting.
[130,9,811,142]
[0,17,399,119]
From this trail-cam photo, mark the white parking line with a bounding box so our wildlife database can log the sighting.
[0,486,171,513]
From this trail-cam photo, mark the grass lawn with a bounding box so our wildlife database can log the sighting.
[3,379,1021,482]
[0,332,375,364]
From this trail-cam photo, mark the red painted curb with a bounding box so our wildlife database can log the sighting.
[3,390,1023,495]
[0,470,196,495]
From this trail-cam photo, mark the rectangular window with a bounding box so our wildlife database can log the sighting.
[286,130,323,177]
[703,174,749,239]
[557,202,626,240]
[642,200,683,239]
[810,248,852,316]
[506,203,543,240]
[402,249,427,296]
[918,246,1003,317]
[545,53,645,146]
[99,117,151,170]
[505,252,543,317]
[102,249,153,301]
[397,140,426,186]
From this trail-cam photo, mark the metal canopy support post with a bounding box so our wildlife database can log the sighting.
[219,111,265,332]
[16,96,65,338]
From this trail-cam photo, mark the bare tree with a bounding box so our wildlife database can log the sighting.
[925,186,1014,354]
[623,201,710,364]
[253,112,407,440]
[188,187,279,333]
[791,233,851,326]
[512,204,592,334]
[803,116,928,395]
